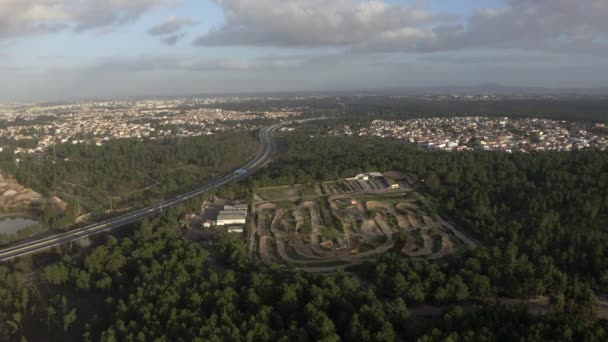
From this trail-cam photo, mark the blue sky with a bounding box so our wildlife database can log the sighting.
[1,0,607,101]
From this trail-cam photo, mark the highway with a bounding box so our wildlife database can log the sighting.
[0,121,292,262]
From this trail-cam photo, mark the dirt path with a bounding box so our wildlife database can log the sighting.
[420,228,433,255]
[367,200,410,232]
[257,209,272,264]
[407,214,419,229]
[268,209,329,265]
[294,234,327,259]
[351,216,395,259]
[402,225,433,257]
[430,232,454,259]
[252,186,476,269]
[330,200,359,253]
[293,207,304,232]
[359,219,380,237]
[302,202,326,256]
[248,202,257,258]
[269,208,338,264]
[436,216,480,249]
[272,209,353,266]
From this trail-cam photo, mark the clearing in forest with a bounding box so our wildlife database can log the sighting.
[250,172,476,272]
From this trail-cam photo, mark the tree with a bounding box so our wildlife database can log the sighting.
[44,264,70,286]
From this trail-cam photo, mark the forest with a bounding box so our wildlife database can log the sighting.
[252,132,608,295]
[0,120,607,340]
[0,132,258,230]
[0,216,606,341]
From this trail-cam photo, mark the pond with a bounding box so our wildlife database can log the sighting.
[0,216,43,235]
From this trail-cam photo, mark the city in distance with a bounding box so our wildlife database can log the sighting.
[1,0,608,341]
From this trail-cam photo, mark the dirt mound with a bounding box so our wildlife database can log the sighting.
[366,201,391,212]
[402,227,433,257]
[359,219,380,236]
[431,232,454,259]
[396,202,413,212]
[0,173,46,208]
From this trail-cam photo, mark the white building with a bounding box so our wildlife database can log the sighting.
[216,204,248,226]
[216,214,247,226]
[227,226,245,233]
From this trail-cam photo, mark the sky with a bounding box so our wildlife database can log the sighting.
[1,0,607,101]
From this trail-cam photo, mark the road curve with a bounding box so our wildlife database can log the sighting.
[0,120,298,262]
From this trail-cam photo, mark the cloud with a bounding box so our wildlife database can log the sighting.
[193,0,608,56]
[466,1,608,45]
[161,33,187,45]
[421,52,562,65]
[81,54,349,74]
[73,0,174,32]
[195,0,437,47]
[85,56,255,73]
[0,0,173,38]
[363,0,608,54]
[147,16,198,36]
[147,16,197,45]
[37,55,65,61]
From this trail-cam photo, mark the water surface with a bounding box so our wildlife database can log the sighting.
[0,217,42,235]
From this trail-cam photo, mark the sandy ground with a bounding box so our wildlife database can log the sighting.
[252,180,477,271]
[351,216,395,259]
[256,203,278,264]
[430,231,454,259]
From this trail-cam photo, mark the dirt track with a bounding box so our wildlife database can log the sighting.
[252,182,477,271]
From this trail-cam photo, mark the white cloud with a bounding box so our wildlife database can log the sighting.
[193,0,608,56]
[147,16,198,36]
[84,56,270,73]
[0,0,173,38]
[147,16,198,45]
[161,33,187,45]
[195,0,437,47]
[409,0,608,54]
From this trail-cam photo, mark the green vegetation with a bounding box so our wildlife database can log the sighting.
[431,233,443,254]
[382,211,399,229]
[300,216,313,235]
[318,197,342,232]
[0,202,604,340]
[300,185,319,198]
[254,133,608,295]
[274,200,296,210]
[257,184,318,202]
[411,229,424,248]
[319,226,342,241]
[257,187,292,201]
[2,133,258,230]
[1,109,608,339]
